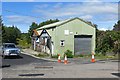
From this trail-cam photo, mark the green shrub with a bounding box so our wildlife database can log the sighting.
[35,53,49,57]
[106,56,115,58]
[17,38,31,49]
[64,50,73,58]
[95,53,104,57]
[51,54,58,58]
[74,54,85,57]
[79,54,84,57]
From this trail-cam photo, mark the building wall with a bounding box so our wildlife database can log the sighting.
[42,18,96,56]
[45,27,56,54]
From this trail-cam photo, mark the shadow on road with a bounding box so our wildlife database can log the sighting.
[3,55,23,59]
[1,64,11,68]
[111,73,120,77]
[19,73,44,76]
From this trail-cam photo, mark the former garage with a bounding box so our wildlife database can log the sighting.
[32,17,96,56]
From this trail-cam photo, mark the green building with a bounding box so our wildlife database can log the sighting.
[32,17,96,56]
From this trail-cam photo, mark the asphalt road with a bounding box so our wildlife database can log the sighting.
[1,78,119,80]
[1,53,119,78]
[2,53,50,68]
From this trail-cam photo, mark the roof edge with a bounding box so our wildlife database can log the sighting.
[57,17,95,28]
[37,17,95,30]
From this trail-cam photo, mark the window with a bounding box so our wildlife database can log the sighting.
[60,40,65,47]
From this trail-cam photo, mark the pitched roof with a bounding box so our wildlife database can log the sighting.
[33,29,39,36]
[36,17,95,30]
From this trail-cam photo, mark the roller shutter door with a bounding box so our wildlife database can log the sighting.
[74,35,92,55]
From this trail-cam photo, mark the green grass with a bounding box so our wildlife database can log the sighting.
[74,53,119,60]
[74,54,91,58]
[34,52,119,60]
[34,52,49,58]
[94,53,118,60]
[51,54,64,59]
[51,55,58,58]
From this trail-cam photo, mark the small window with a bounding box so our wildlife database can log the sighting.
[60,40,65,47]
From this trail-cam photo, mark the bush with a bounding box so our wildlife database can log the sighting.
[79,54,84,57]
[17,38,31,49]
[64,50,73,58]
[51,54,58,58]
[95,53,103,56]
[74,54,90,58]
[34,52,49,57]
[96,30,120,56]
[106,56,115,58]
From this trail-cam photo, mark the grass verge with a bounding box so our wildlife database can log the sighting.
[74,53,119,60]
[34,52,50,58]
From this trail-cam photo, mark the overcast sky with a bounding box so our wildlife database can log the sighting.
[2,0,119,33]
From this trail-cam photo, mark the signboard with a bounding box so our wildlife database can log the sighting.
[64,30,69,35]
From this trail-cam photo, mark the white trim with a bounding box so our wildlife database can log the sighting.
[51,42,54,55]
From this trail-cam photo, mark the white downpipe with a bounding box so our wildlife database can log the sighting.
[34,40,36,50]
[51,42,54,55]
[44,38,47,52]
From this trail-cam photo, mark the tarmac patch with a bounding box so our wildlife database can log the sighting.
[19,73,44,76]
[35,66,53,69]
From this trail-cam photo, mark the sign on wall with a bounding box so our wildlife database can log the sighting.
[64,30,69,35]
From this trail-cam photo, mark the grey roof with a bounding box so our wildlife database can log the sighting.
[36,17,95,30]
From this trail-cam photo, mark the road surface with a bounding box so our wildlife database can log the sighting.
[1,53,119,79]
[2,54,50,68]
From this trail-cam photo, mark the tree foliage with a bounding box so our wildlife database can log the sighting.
[96,20,120,56]
[28,22,38,37]
[113,20,120,31]
[27,19,59,48]
[16,33,31,48]
[38,19,59,27]
[0,16,2,45]
[28,19,59,37]
[2,25,21,44]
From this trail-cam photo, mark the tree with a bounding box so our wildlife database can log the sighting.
[2,25,21,44]
[28,19,59,37]
[113,20,120,31]
[21,33,31,43]
[28,18,59,44]
[111,31,120,55]
[38,19,59,27]
[16,32,32,48]
[95,30,120,56]
[28,22,38,37]
[95,30,107,54]
[0,16,2,45]
[0,15,2,27]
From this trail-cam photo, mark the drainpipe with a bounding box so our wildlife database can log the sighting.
[34,38,36,50]
[44,38,47,53]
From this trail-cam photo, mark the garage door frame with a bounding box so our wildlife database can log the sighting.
[74,35,92,55]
